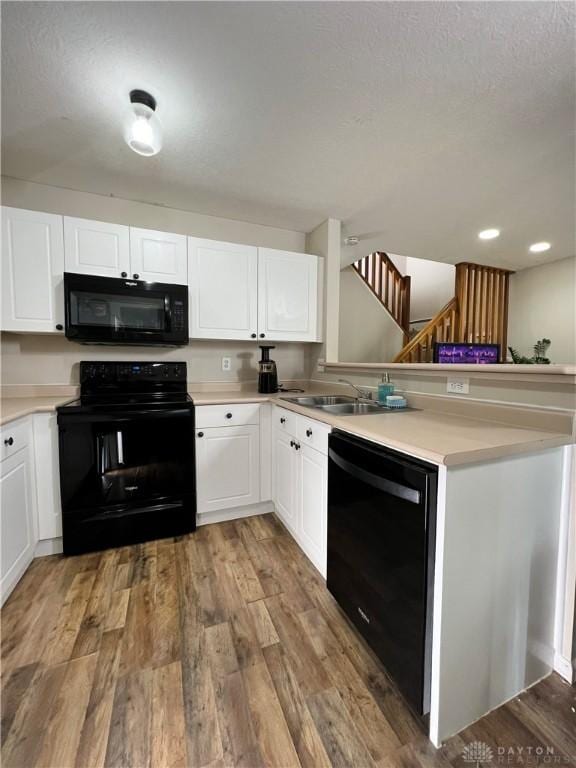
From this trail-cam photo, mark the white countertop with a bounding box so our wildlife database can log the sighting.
[1,388,571,466]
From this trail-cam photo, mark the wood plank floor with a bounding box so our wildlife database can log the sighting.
[2,513,575,768]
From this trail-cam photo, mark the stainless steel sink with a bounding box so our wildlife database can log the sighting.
[279,394,413,416]
[319,402,389,415]
[279,395,357,407]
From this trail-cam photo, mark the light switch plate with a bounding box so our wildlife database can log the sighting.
[447,376,469,394]
[221,357,231,372]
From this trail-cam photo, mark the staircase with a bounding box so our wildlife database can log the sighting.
[352,254,513,363]
[353,252,411,344]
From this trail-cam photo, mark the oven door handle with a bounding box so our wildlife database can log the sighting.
[328,449,421,504]
[59,409,192,424]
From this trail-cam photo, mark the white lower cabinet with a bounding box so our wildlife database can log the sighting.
[273,406,329,576]
[32,413,62,540]
[0,419,36,606]
[299,444,327,574]
[273,428,299,534]
[196,421,260,516]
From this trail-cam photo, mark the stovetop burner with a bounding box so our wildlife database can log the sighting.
[59,361,193,413]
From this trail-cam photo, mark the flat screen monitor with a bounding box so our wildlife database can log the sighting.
[433,342,500,364]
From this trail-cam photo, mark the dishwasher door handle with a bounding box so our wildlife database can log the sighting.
[328,449,421,505]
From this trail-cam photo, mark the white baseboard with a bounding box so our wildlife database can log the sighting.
[554,651,575,683]
[35,537,63,557]
[197,500,275,527]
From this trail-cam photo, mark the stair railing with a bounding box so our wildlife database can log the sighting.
[353,252,411,343]
[392,297,459,363]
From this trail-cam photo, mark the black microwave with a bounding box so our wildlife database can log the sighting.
[64,273,189,346]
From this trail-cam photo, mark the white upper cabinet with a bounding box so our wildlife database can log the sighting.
[258,248,321,342]
[1,207,65,333]
[64,216,130,278]
[188,237,258,340]
[129,227,187,284]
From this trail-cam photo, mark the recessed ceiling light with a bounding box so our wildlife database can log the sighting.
[478,229,500,240]
[124,90,162,157]
[529,241,551,253]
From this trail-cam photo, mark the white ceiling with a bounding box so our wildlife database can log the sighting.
[2,1,574,270]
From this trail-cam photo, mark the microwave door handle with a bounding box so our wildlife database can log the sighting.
[328,448,421,505]
[164,296,172,331]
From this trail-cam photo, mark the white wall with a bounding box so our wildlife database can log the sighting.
[0,176,312,386]
[389,254,455,322]
[405,257,455,322]
[508,256,576,365]
[0,177,305,251]
[338,267,404,363]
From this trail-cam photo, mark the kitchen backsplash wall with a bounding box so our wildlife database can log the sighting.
[1,333,312,387]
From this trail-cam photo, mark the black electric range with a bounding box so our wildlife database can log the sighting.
[57,361,196,555]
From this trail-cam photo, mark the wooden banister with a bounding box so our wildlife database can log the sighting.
[352,256,513,364]
[393,297,458,363]
[353,252,411,342]
[455,263,513,361]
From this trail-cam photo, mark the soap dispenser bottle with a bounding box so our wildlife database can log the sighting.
[377,373,395,403]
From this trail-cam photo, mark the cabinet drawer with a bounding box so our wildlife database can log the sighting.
[297,415,331,455]
[195,403,260,428]
[0,418,30,462]
[273,406,297,436]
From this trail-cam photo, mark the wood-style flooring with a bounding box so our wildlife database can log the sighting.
[1,513,575,768]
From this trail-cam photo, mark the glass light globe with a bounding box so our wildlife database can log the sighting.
[124,101,162,156]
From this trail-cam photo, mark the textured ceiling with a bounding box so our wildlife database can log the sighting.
[2,1,574,270]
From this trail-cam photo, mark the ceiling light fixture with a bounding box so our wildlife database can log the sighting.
[529,241,551,253]
[124,90,162,157]
[478,229,500,240]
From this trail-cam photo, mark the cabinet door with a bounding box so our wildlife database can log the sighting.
[299,445,328,577]
[1,207,65,333]
[33,413,62,540]
[1,448,36,605]
[189,237,258,339]
[129,227,187,284]
[196,425,260,514]
[273,428,298,534]
[258,249,320,342]
[64,216,130,278]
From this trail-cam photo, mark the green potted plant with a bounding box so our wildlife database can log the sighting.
[508,338,551,364]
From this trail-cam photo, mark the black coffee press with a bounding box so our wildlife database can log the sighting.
[258,346,278,393]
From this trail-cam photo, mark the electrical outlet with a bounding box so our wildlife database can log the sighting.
[316,358,325,372]
[221,357,231,372]
[447,376,469,395]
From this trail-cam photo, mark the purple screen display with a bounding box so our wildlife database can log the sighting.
[435,343,500,364]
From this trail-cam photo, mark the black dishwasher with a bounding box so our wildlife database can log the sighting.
[327,430,437,716]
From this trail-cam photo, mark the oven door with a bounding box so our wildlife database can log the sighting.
[64,272,188,345]
[58,407,196,553]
